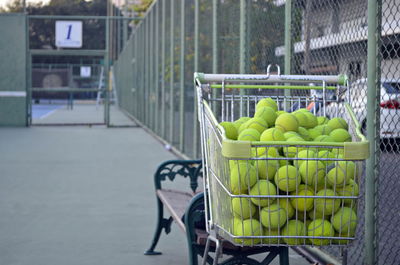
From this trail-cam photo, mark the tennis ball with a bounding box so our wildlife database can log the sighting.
[327,161,356,187]
[256,98,278,112]
[260,128,285,142]
[232,197,256,219]
[314,135,335,143]
[278,199,295,219]
[303,112,318,129]
[219,122,238,140]
[327,117,349,130]
[274,165,300,192]
[314,189,341,217]
[317,150,336,167]
[282,220,307,245]
[290,189,314,211]
[277,156,291,167]
[297,127,311,141]
[260,204,288,229]
[239,117,269,134]
[299,160,326,187]
[308,128,322,140]
[296,108,309,112]
[276,110,288,117]
[293,149,316,168]
[283,131,301,140]
[230,162,258,194]
[238,128,261,141]
[293,112,309,128]
[255,159,279,180]
[308,219,335,245]
[337,179,359,205]
[275,113,299,132]
[249,180,277,207]
[314,124,333,135]
[331,207,358,234]
[330,128,352,142]
[317,116,329,125]
[229,159,253,169]
[233,117,251,130]
[308,210,327,220]
[263,228,281,244]
[234,219,263,245]
[254,106,277,126]
[283,136,306,158]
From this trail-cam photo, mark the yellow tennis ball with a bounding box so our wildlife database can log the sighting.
[277,156,291,167]
[293,112,309,128]
[283,136,306,158]
[263,228,281,244]
[260,128,285,142]
[336,179,359,205]
[232,197,256,219]
[283,131,301,140]
[331,207,358,234]
[314,135,335,143]
[233,219,263,245]
[274,165,300,192]
[276,110,288,117]
[278,199,295,219]
[260,204,288,229]
[317,116,329,125]
[254,106,277,126]
[290,189,314,212]
[256,97,278,112]
[330,128,352,142]
[317,150,336,167]
[308,128,322,140]
[297,127,311,141]
[308,210,327,220]
[239,117,269,134]
[327,117,349,130]
[230,162,258,194]
[327,161,356,187]
[308,219,335,245]
[219,121,238,140]
[303,112,318,129]
[233,117,251,130]
[282,220,307,245]
[275,113,299,132]
[249,180,277,207]
[293,149,316,168]
[255,159,279,180]
[299,160,326,187]
[314,189,341,217]
[238,128,261,141]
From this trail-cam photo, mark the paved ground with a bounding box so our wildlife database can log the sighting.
[0,121,310,265]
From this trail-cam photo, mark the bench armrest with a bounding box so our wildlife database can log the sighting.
[154,159,203,193]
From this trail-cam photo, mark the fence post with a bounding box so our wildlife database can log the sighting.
[161,0,166,139]
[212,0,219,112]
[170,0,175,143]
[179,0,185,152]
[193,0,199,158]
[365,0,381,264]
[155,1,160,135]
[284,0,291,110]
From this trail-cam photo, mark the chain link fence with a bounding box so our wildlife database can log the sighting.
[113,1,399,264]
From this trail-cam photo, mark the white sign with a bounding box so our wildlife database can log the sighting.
[55,21,82,48]
[80,66,91,77]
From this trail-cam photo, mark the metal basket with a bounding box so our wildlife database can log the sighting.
[195,69,369,249]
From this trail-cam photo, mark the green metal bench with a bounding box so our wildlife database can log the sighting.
[144,159,290,265]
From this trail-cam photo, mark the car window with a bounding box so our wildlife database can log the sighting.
[383,82,400,94]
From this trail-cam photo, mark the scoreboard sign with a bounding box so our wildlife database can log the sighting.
[55,21,82,48]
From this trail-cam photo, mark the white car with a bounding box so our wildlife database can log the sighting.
[322,79,400,139]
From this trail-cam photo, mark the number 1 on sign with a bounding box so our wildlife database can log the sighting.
[66,24,72,40]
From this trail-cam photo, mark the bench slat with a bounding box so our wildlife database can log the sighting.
[156,189,193,232]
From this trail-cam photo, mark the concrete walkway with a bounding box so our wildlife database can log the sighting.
[0,124,309,265]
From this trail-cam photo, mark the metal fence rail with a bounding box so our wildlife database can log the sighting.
[113,1,399,264]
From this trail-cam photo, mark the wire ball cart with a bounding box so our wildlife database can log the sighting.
[195,67,369,265]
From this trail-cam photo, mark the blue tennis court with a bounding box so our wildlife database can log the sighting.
[32,104,63,119]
